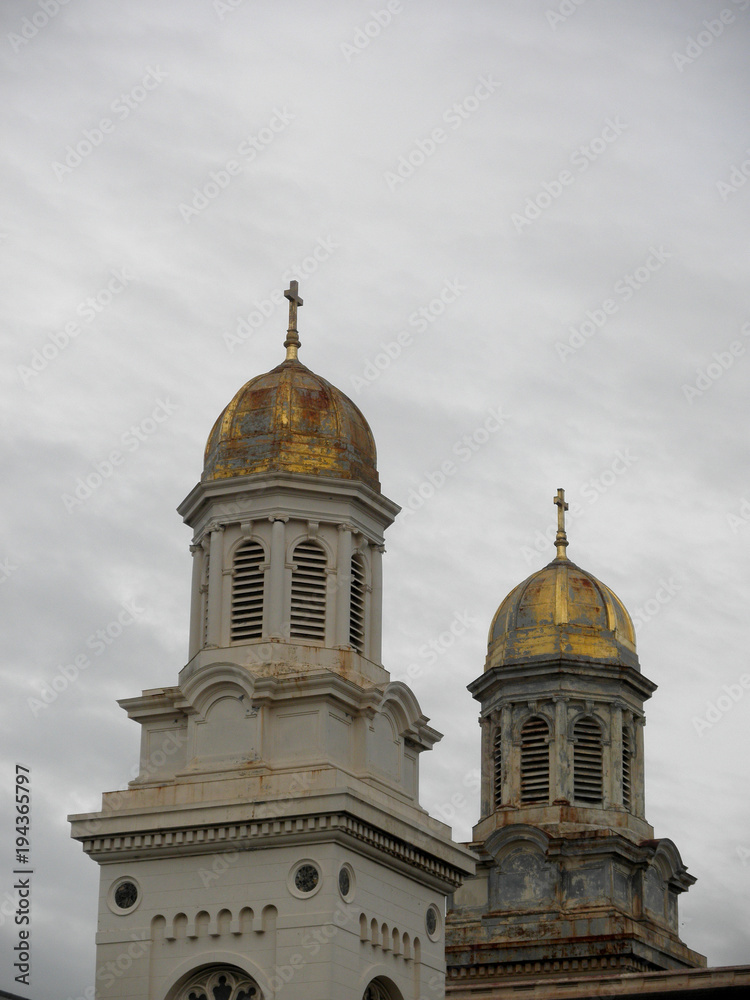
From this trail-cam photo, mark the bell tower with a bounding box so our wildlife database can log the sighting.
[69,286,475,1000]
[446,490,705,987]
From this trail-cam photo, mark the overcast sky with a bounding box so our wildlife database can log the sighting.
[1,1,749,997]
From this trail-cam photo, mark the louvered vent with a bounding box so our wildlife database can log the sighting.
[290,541,327,641]
[573,716,604,805]
[231,541,265,640]
[622,727,633,810]
[493,728,503,807]
[520,717,550,803]
[349,554,365,652]
[202,549,210,648]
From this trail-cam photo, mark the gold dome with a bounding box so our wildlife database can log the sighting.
[487,554,638,671]
[203,356,380,491]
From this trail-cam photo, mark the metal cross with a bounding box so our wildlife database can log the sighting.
[553,487,568,533]
[553,487,569,558]
[284,280,303,332]
[283,281,303,360]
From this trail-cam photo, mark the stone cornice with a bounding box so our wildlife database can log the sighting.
[71,808,474,891]
[178,470,400,535]
[470,658,657,705]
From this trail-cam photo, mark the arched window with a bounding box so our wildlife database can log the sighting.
[363,981,402,1000]
[622,725,633,810]
[573,716,604,805]
[231,541,265,641]
[520,716,550,803]
[170,966,261,1000]
[349,553,366,652]
[493,727,503,807]
[290,540,327,641]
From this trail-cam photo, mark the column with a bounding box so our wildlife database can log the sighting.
[335,524,353,647]
[267,517,287,637]
[369,544,384,664]
[554,697,570,802]
[188,541,204,659]
[205,525,225,648]
[500,703,513,807]
[635,715,646,818]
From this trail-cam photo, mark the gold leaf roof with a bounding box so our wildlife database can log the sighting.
[203,357,380,491]
[487,555,638,671]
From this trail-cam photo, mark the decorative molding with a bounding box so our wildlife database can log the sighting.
[79,812,468,887]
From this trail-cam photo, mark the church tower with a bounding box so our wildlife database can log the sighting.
[70,285,475,1000]
[446,490,705,989]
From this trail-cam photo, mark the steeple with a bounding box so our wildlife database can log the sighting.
[69,285,475,1000]
[446,492,705,986]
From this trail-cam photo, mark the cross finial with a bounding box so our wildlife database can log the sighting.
[553,487,569,560]
[283,280,303,361]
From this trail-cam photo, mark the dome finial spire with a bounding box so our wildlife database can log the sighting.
[283,280,303,361]
[553,487,569,560]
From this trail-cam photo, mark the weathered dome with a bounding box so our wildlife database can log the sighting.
[203,356,380,491]
[487,554,638,671]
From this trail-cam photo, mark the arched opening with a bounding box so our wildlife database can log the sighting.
[231,541,265,640]
[622,725,633,810]
[289,540,327,641]
[573,715,604,805]
[363,977,404,1000]
[168,966,261,1000]
[349,552,366,652]
[493,726,502,807]
[520,716,550,803]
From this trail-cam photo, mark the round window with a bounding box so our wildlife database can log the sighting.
[294,863,319,893]
[338,867,350,896]
[108,877,141,914]
[425,904,441,939]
